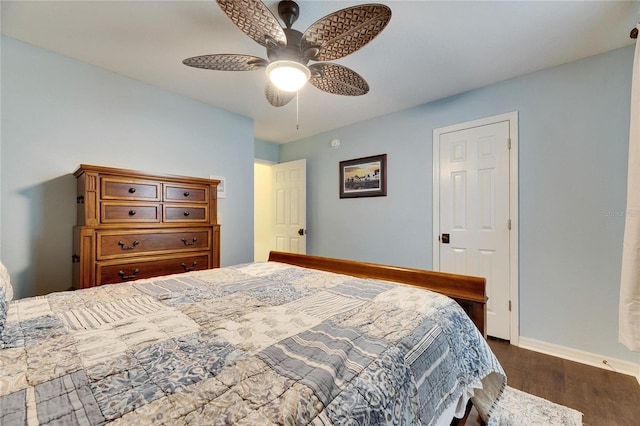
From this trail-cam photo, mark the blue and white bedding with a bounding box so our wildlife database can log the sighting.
[0,261,505,425]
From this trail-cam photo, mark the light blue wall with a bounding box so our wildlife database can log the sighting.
[1,36,255,298]
[254,139,280,163]
[281,46,636,363]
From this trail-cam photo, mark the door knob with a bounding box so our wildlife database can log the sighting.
[441,233,450,244]
[298,228,305,236]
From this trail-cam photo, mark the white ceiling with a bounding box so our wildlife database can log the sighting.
[2,1,639,143]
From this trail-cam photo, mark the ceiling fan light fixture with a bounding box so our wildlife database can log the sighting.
[266,60,310,92]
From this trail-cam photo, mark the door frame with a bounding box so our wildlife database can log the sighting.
[432,112,519,345]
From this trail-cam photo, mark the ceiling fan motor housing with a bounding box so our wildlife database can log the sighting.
[267,28,309,65]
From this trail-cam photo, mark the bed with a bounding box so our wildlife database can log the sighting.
[0,252,505,425]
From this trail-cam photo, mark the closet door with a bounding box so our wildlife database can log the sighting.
[437,120,512,340]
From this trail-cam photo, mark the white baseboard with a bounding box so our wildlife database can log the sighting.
[518,337,640,384]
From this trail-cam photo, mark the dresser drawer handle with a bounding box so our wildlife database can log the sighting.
[118,268,139,280]
[118,240,140,250]
[128,187,136,194]
[183,191,190,197]
[128,210,136,216]
[181,237,197,246]
[183,211,190,217]
[181,261,197,272]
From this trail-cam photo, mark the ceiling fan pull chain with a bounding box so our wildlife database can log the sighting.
[296,91,300,130]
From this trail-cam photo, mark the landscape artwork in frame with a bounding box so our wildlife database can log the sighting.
[339,154,387,198]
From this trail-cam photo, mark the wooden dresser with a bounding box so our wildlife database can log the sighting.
[72,164,220,289]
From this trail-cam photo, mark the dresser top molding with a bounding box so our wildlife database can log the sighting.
[74,164,220,186]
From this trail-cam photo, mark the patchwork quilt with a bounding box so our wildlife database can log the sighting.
[0,261,505,425]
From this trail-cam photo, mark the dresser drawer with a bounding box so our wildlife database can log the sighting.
[101,178,161,201]
[164,205,208,223]
[164,183,209,203]
[97,254,210,285]
[101,203,161,223]
[96,228,212,260]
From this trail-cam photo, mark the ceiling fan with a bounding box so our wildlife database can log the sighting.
[183,0,392,107]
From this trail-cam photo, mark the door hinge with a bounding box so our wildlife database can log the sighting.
[508,219,512,230]
[509,300,512,311]
[507,138,512,150]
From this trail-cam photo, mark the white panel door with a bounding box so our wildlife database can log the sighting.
[271,159,306,254]
[439,121,511,339]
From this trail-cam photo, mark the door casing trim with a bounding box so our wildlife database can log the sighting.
[432,112,519,345]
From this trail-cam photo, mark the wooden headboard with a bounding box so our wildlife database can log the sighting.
[268,251,487,337]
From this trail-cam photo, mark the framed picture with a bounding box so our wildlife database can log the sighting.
[339,154,387,198]
[210,175,226,199]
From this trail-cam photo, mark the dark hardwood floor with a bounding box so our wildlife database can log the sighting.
[480,338,640,425]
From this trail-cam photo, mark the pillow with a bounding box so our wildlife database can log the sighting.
[0,261,13,335]
[0,284,6,333]
[0,260,13,302]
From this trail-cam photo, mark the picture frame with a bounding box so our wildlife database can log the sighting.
[339,154,387,198]
[210,175,226,199]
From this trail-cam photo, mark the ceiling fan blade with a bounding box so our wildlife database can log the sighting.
[265,82,296,107]
[183,54,268,71]
[301,4,391,61]
[217,0,286,49]
[308,63,369,96]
